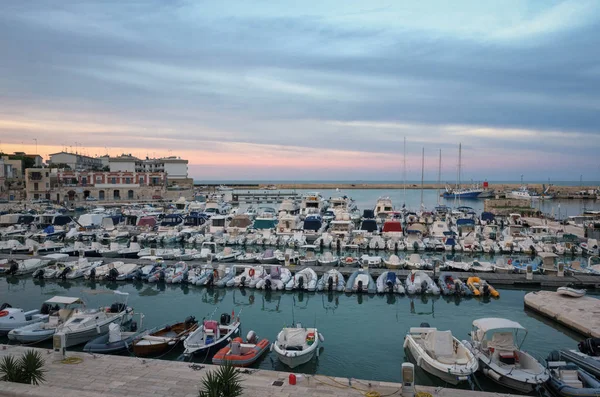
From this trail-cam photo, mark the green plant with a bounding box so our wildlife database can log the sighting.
[198,362,243,397]
[0,350,46,385]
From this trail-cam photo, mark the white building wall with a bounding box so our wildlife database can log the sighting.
[164,162,188,179]
[49,153,78,169]
[109,160,136,172]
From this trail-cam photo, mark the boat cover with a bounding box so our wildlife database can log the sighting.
[424,330,454,359]
[271,266,281,280]
[489,332,515,352]
[386,272,396,284]
[279,328,306,347]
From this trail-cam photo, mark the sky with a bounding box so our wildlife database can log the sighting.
[1,0,600,182]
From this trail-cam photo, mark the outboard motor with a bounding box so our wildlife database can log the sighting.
[420,280,428,294]
[264,278,272,290]
[158,269,165,282]
[40,303,51,315]
[420,322,431,328]
[6,261,18,276]
[110,302,125,313]
[185,316,197,327]
[130,321,138,332]
[327,277,334,291]
[386,280,394,293]
[0,303,12,311]
[89,267,96,279]
[357,280,363,293]
[246,330,257,344]
[206,272,214,286]
[59,267,71,279]
[240,276,246,288]
[482,284,490,297]
[220,313,231,325]
[579,338,600,356]
[413,241,419,251]
[297,276,304,290]
[107,267,119,281]
[33,268,44,279]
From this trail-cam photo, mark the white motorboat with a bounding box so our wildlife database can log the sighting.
[0,302,48,335]
[360,255,382,268]
[316,269,345,292]
[317,252,339,267]
[183,313,241,356]
[470,260,495,272]
[216,247,241,262]
[8,296,83,343]
[257,249,279,264]
[492,258,514,274]
[464,318,549,393]
[298,245,317,266]
[557,286,586,298]
[227,266,266,288]
[345,267,376,293]
[404,325,478,385]
[444,260,471,272]
[65,258,103,279]
[405,270,440,295]
[255,266,292,290]
[3,258,51,276]
[404,253,425,270]
[383,254,402,269]
[285,268,318,291]
[236,252,259,264]
[273,325,323,369]
[166,261,188,283]
[376,271,405,294]
[53,291,134,348]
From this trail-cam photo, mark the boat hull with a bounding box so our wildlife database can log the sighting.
[212,338,270,367]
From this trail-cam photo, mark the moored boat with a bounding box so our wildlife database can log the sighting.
[557,286,586,298]
[183,312,240,356]
[466,276,499,298]
[212,330,269,367]
[546,350,600,397]
[273,325,323,369]
[133,316,198,357]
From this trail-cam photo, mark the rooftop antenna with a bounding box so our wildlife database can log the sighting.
[403,137,406,207]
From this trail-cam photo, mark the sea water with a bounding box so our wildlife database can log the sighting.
[0,277,592,394]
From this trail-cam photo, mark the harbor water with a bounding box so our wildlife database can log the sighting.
[0,277,592,394]
[234,188,600,218]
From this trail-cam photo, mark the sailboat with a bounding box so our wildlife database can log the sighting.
[443,143,484,199]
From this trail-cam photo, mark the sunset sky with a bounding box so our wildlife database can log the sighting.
[1,1,599,181]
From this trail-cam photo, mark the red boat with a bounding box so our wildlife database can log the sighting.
[212,331,270,367]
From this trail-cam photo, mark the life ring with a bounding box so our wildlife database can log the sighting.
[507,258,513,265]
[249,268,255,277]
[345,257,353,264]
[279,227,284,232]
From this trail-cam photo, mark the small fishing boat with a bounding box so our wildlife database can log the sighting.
[404,324,478,385]
[236,252,259,264]
[216,247,241,262]
[255,266,292,290]
[298,245,318,266]
[559,348,600,378]
[546,351,600,397]
[360,255,382,268]
[285,267,318,291]
[376,271,405,294]
[212,330,270,367]
[466,277,499,298]
[227,266,265,288]
[405,270,440,295]
[183,312,240,356]
[0,302,49,335]
[557,286,586,298]
[166,261,188,283]
[383,254,402,269]
[437,273,472,296]
[464,318,549,393]
[273,325,323,369]
[257,249,279,264]
[316,269,345,292]
[3,258,51,276]
[469,260,494,273]
[133,316,198,357]
[65,258,103,279]
[492,258,514,274]
[345,267,376,293]
[83,321,151,354]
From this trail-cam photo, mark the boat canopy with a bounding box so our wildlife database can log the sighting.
[363,209,375,219]
[481,212,495,221]
[45,296,83,305]
[456,219,475,226]
[382,221,402,233]
[473,318,525,333]
[303,217,322,231]
[360,219,378,232]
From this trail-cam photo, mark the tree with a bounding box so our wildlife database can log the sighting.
[49,163,71,170]
[0,350,47,385]
[198,363,243,397]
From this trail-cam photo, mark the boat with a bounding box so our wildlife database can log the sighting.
[345,267,376,294]
[183,312,240,356]
[255,266,292,290]
[376,271,405,294]
[405,270,440,295]
[236,252,259,264]
[285,267,318,291]
[298,245,318,266]
[466,277,499,298]
[166,261,188,283]
[257,249,279,264]
[383,254,402,269]
[492,259,514,274]
[437,273,471,296]
[469,260,494,272]
[557,286,586,298]
[53,291,134,348]
[404,324,478,385]
[7,296,83,343]
[83,321,151,354]
[227,266,265,288]
[464,318,549,393]
[133,316,198,357]
[65,258,103,279]
[216,247,241,262]
[272,325,323,369]
[360,255,382,268]
[558,349,600,379]
[317,251,339,267]
[3,258,51,276]
[212,330,270,367]
[546,350,600,397]
[0,302,49,335]
[316,269,345,292]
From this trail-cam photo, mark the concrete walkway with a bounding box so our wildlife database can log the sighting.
[0,346,519,397]
[524,290,600,338]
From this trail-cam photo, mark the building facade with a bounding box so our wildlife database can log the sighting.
[48,151,103,171]
[109,155,191,184]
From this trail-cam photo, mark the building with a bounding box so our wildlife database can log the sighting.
[48,151,103,171]
[1,156,19,179]
[108,155,188,179]
[25,168,193,202]
[12,152,43,167]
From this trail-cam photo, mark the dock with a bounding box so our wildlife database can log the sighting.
[0,346,520,397]
[2,253,600,289]
[524,291,600,338]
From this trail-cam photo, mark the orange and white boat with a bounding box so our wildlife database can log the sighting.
[212,331,270,367]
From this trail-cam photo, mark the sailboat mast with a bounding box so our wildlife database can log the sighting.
[403,137,407,206]
[420,147,425,209]
[458,143,462,188]
[437,149,441,206]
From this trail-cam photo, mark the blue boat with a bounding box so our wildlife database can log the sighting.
[442,187,483,199]
[546,351,600,397]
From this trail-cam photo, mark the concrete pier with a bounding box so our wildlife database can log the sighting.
[0,346,520,397]
[524,291,600,338]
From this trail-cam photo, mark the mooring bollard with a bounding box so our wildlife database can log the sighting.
[526,264,533,280]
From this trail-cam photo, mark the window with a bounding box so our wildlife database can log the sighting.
[111,177,116,184]
[96,176,102,183]
[46,183,49,188]
[125,177,131,184]
[45,172,49,177]
[139,176,145,185]
[34,182,38,191]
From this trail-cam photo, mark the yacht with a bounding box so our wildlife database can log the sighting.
[302,215,326,242]
[208,215,228,234]
[278,199,300,216]
[374,197,394,222]
[300,192,325,218]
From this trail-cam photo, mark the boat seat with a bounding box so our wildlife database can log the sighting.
[230,341,241,355]
[559,369,583,389]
